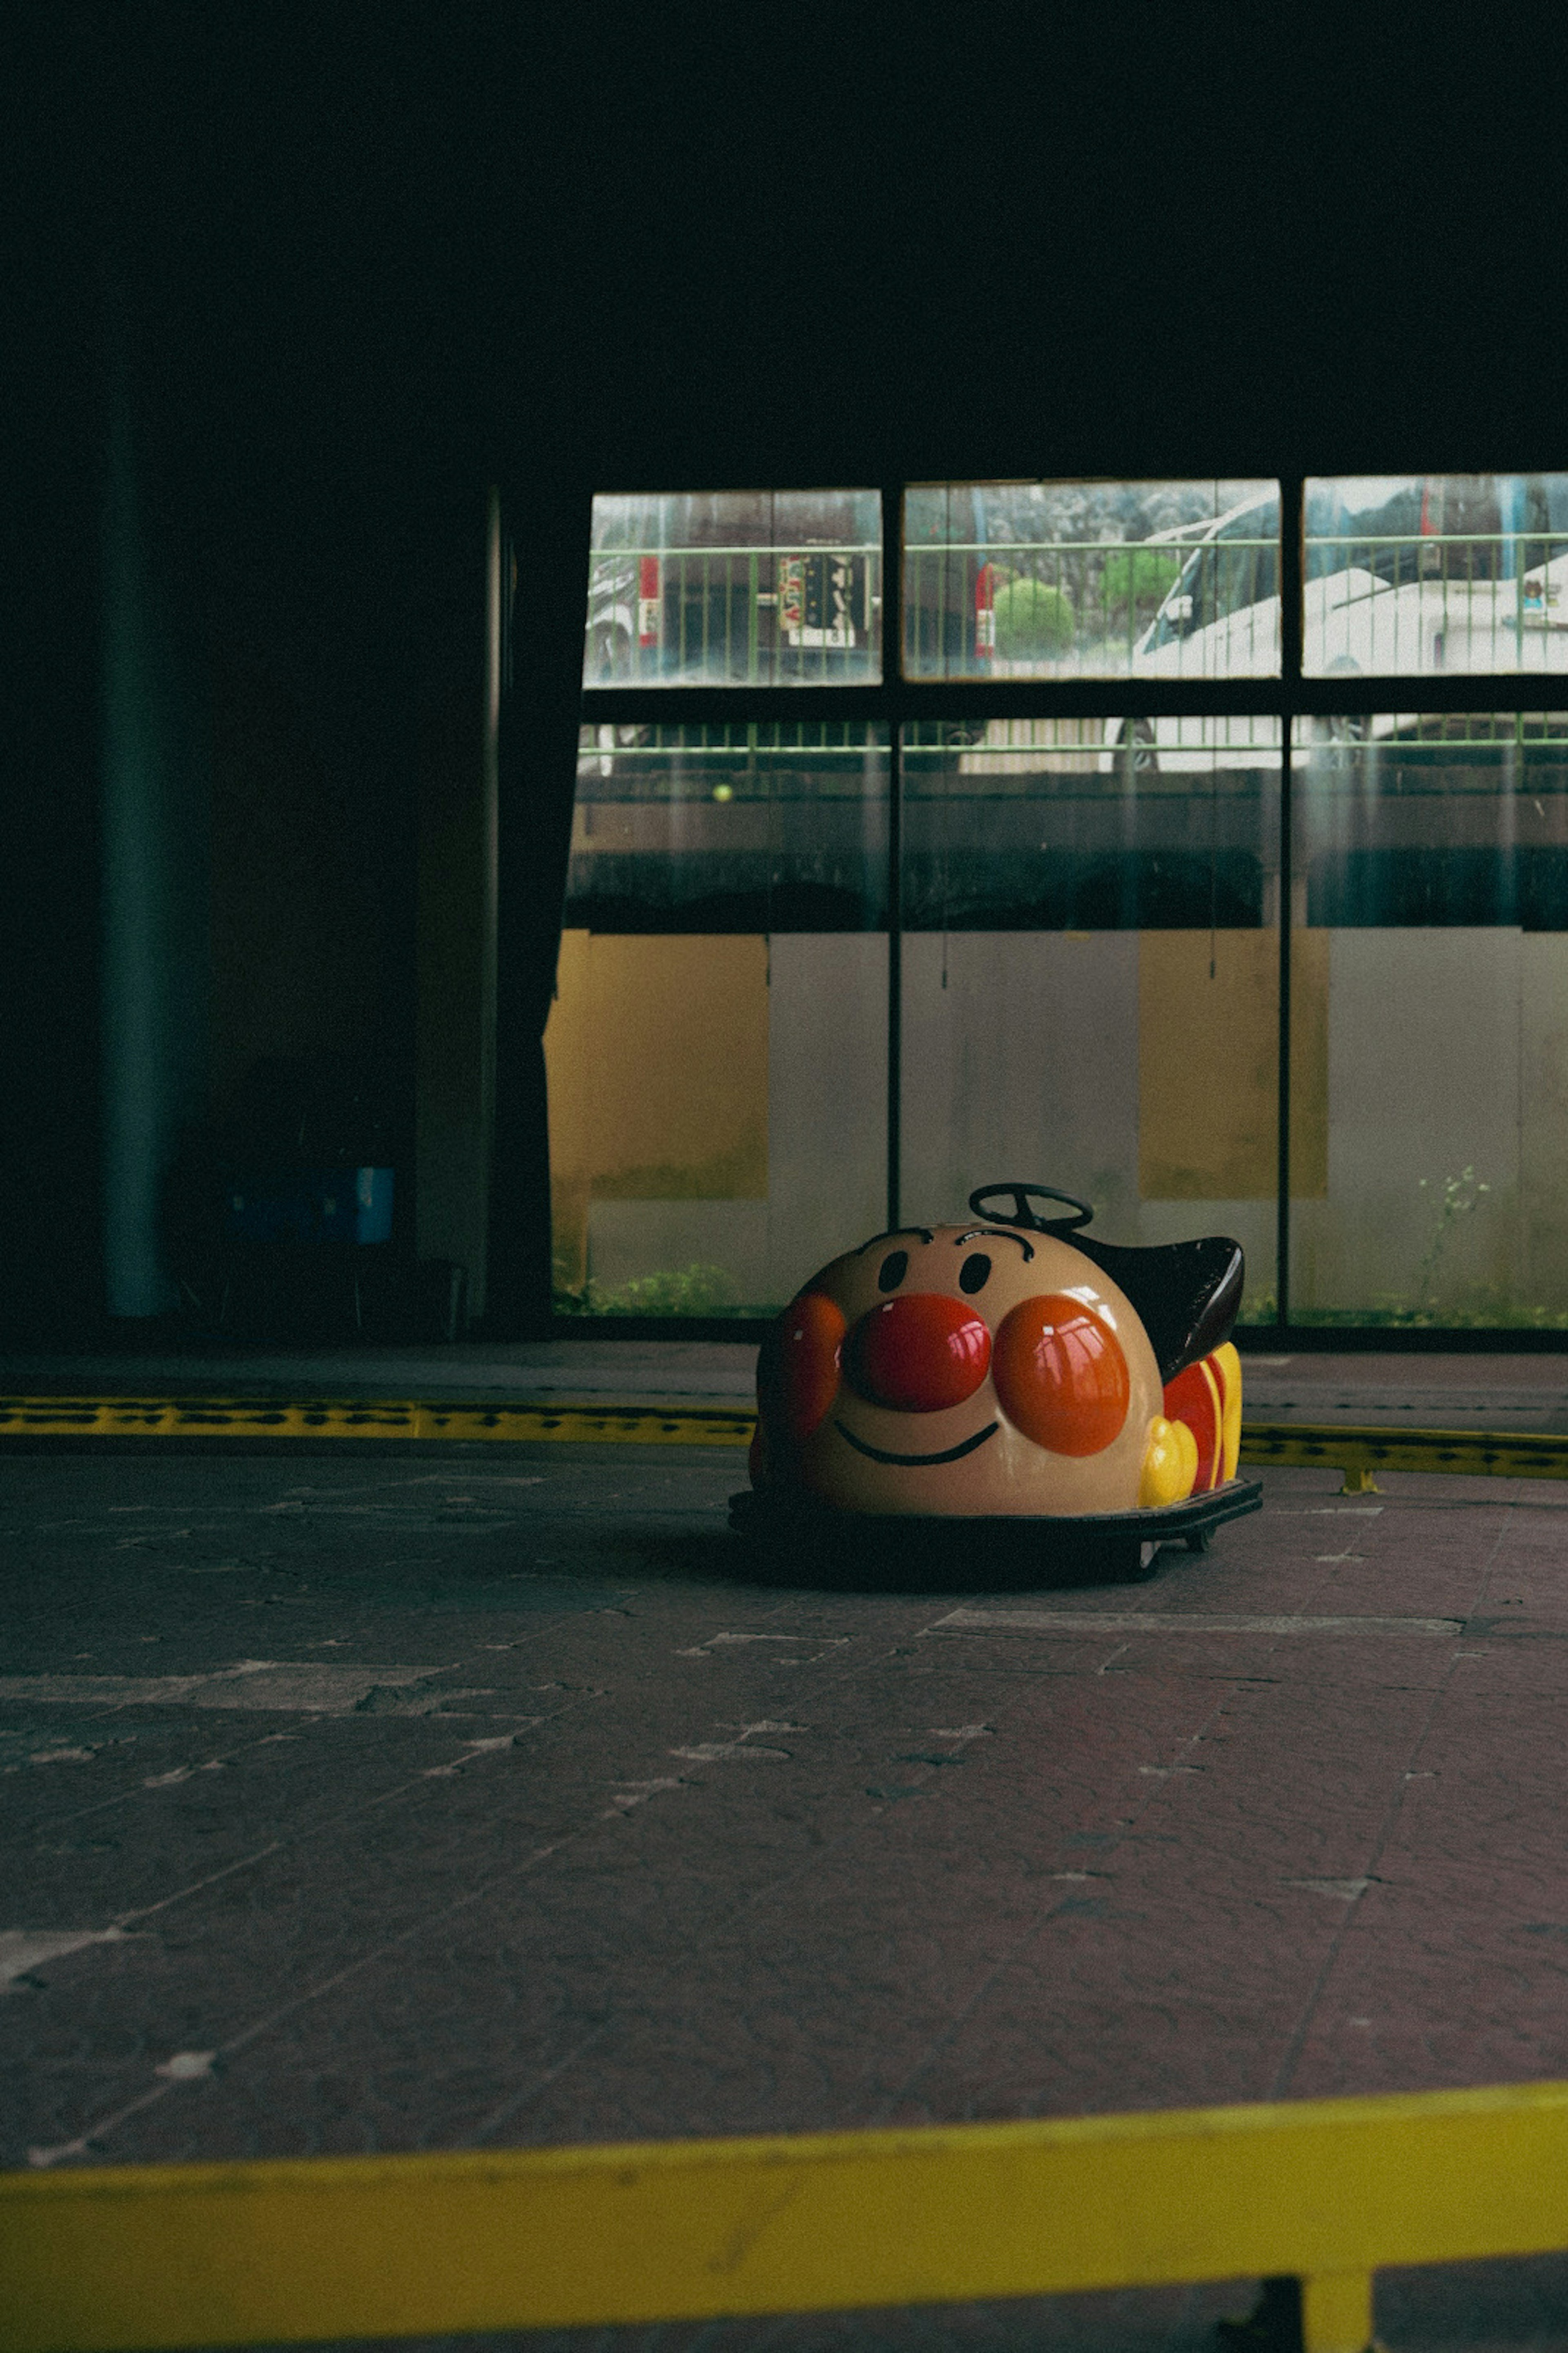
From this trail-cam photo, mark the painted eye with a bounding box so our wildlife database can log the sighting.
[878,1249,909,1292]
[992,1292,1129,1456]
[958,1252,991,1295]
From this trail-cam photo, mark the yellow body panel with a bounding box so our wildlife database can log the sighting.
[1213,1341,1243,1481]
[1138,1414,1198,1507]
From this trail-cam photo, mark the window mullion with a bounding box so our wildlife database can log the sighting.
[1276,479,1304,1331]
[883,483,904,1232]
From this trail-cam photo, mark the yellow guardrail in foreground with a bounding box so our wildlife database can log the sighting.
[3,1397,1568,1497]
[6,2081,1568,2353]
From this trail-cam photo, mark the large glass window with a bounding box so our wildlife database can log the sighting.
[1290,713,1568,1328]
[1304,477,1568,677]
[545,726,888,1315]
[556,475,1568,1332]
[584,492,882,687]
[899,720,1282,1321]
[903,480,1278,679]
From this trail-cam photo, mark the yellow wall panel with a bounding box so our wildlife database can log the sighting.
[545,933,770,1284]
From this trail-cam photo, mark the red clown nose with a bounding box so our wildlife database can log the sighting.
[846,1294,992,1413]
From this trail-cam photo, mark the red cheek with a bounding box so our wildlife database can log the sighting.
[993,1293,1130,1456]
[774,1291,848,1439]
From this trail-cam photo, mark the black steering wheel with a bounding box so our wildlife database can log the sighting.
[967,1182,1094,1234]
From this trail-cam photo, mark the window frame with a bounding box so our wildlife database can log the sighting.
[572,477,1568,1345]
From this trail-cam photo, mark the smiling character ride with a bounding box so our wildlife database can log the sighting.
[734,1184,1261,1580]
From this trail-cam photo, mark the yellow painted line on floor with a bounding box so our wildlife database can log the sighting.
[0,1397,756,1446]
[6,2080,1568,2353]
[2,1399,1567,1494]
[1238,1420,1568,1493]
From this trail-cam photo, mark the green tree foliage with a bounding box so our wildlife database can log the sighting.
[1100,545,1183,618]
[552,1256,740,1315]
[993,577,1075,659]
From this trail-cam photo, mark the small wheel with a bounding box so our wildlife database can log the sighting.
[1185,1526,1213,1555]
[586,622,633,682]
[1307,711,1366,748]
[1114,717,1159,782]
[1308,670,1367,771]
[967,1182,1094,1233]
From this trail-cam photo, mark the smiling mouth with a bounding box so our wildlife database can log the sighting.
[832,1418,999,1468]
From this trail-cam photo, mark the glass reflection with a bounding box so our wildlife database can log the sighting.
[584,491,881,687]
[902,481,1278,680]
[1292,713,1568,1326]
[1304,477,1568,677]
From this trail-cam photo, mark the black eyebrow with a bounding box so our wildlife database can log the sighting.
[852,1227,935,1255]
[953,1227,1035,1261]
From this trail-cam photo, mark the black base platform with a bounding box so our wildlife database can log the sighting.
[728,1475,1264,1589]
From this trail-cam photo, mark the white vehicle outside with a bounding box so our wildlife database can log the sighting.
[1102,479,1568,773]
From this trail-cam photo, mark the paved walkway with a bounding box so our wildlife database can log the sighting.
[0,1338,761,1404]
[1239,1351,1568,1433]
[4,1440,1568,2346]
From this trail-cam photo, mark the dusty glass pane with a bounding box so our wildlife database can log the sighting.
[1291,713,1568,1327]
[902,481,1278,680]
[1304,476,1568,677]
[584,491,881,687]
[898,718,1281,1319]
[547,725,889,1316]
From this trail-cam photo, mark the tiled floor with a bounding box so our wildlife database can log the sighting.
[4,1429,1568,2346]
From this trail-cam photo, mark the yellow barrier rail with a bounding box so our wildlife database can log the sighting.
[6,2081,1568,2353]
